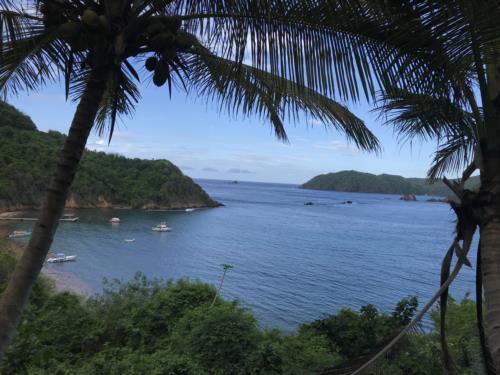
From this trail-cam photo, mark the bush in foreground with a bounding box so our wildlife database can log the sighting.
[0,252,483,374]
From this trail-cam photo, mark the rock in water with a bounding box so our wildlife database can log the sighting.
[400,193,417,201]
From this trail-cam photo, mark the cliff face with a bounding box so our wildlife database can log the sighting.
[0,103,219,212]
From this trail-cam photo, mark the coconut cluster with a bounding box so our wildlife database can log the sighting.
[52,8,110,51]
[142,16,196,87]
[41,2,197,88]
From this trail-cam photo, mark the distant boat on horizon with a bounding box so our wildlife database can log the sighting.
[109,217,121,224]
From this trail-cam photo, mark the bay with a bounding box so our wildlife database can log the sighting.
[11,179,476,331]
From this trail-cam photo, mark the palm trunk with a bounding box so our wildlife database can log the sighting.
[479,48,500,372]
[0,66,110,360]
[480,151,500,371]
[210,270,227,308]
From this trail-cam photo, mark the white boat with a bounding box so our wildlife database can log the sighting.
[152,222,172,232]
[47,253,77,263]
[8,230,31,238]
[109,217,121,223]
[60,214,79,222]
[124,238,135,243]
[185,208,196,212]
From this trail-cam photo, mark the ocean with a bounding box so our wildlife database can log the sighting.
[10,179,476,331]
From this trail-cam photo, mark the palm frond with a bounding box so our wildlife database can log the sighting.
[95,63,141,142]
[377,88,479,143]
[375,88,477,178]
[167,0,488,105]
[0,30,67,96]
[186,46,380,150]
[428,134,475,179]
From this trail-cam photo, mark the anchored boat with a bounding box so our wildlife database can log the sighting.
[60,214,79,222]
[109,217,121,224]
[47,253,77,263]
[152,222,172,232]
[8,230,31,238]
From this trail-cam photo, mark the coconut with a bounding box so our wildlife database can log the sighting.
[149,33,175,51]
[82,9,100,30]
[98,15,110,32]
[153,64,169,87]
[58,22,83,41]
[145,57,158,72]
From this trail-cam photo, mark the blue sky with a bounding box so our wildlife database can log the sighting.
[9,81,440,184]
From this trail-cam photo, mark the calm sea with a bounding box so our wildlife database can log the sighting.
[11,179,476,330]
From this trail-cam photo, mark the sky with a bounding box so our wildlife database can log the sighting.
[9,81,441,184]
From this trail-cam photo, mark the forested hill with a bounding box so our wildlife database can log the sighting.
[301,170,480,196]
[0,102,218,211]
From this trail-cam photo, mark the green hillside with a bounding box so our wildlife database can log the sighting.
[301,170,479,196]
[0,103,218,211]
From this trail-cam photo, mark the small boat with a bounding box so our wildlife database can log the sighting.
[109,217,121,224]
[152,222,172,232]
[8,230,31,238]
[60,214,79,222]
[185,208,196,212]
[47,253,77,263]
[124,239,135,243]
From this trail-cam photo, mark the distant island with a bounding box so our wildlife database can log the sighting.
[301,170,479,197]
[0,101,219,212]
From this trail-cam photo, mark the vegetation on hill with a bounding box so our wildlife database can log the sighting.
[301,170,480,196]
[0,250,483,374]
[0,104,218,211]
[0,102,37,131]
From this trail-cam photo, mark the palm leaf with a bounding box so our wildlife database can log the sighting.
[428,134,475,179]
[186,46,380,150]
[376,88,478,178]
[95,64,141,142]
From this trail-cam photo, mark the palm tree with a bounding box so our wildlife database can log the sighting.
[309,2,500,372]
[210,263,233,307]
[0,0,382,359]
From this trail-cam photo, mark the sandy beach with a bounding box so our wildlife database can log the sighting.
[1,217,93,298]
[41,267,94,297]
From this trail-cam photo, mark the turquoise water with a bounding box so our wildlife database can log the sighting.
[11,179,476,330]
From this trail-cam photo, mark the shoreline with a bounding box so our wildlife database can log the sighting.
[1,222,93,298]
[0,203,223,216]
[41,266,94,298]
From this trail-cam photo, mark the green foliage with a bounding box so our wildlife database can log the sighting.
[0,113,217,210]
[302,170,480,196]
[0,254,484,374]
[302,300,415,359]
[430,296,485,373]
[170,303,259,374]
[0,101,36,131]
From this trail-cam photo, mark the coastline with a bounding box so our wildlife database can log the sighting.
[1,220,93,298]
[41,267,94,297]
[0,202,223,215]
